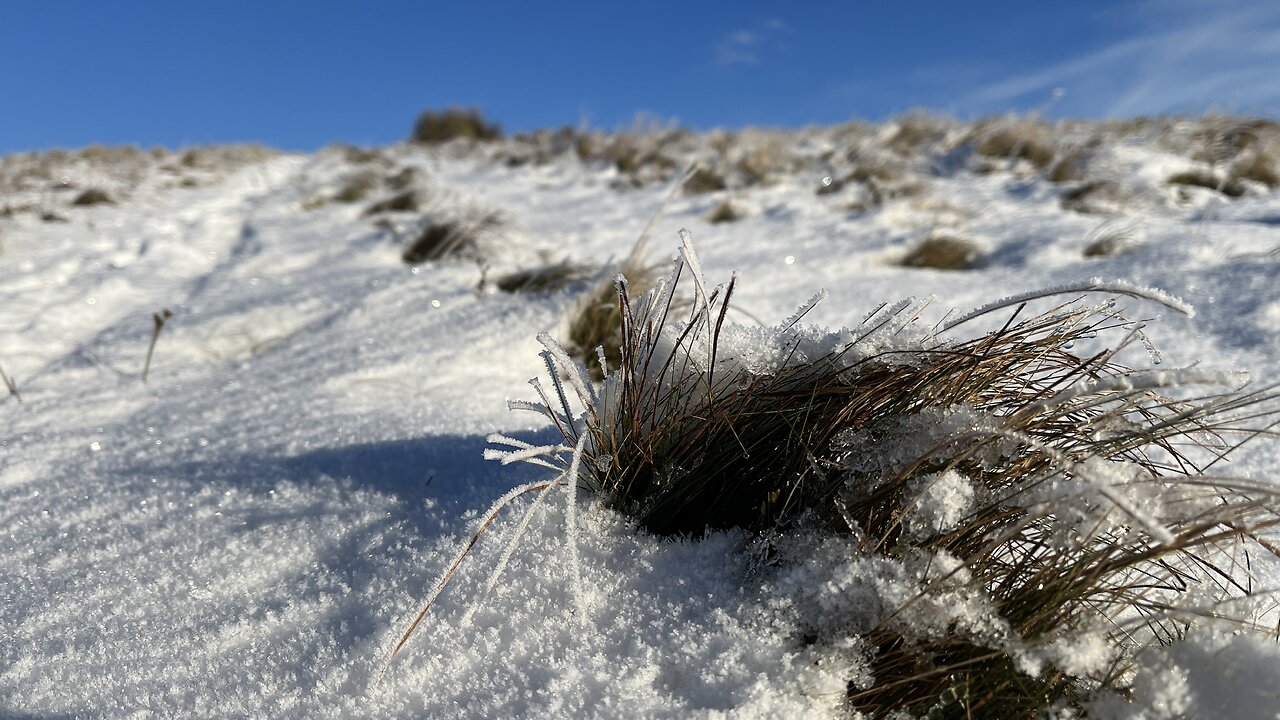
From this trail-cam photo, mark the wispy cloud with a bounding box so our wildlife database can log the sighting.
[957,0,1280,116]
[715,19,789,68]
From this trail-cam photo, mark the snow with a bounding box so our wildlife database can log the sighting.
[2,123,1280,717]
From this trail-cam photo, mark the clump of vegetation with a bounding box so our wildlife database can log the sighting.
[1168,170,1247,198]
[175,144,277,171]
[971,118,1058,171]
[401,209,503,265]
[1046,143,1094,183]
[1082,221,1142,258]
[563,253,666,380]
[411,107,502,145]
[1061,180,1127,215]
[385,167,421,192]
[500,126,584,167]
[733,133,801,185]
[682,166,727,195]
[327,142,388,166]
[364,190,423,216]
[576,125,690,187]
[706,200,743,224]
[332,171,381,204]
[1232,151,1280,188]
[71,188,115,206]
[491,259,593,294]
[883,113,954,156]
[899,233,982,270]
[484,243,1280,718]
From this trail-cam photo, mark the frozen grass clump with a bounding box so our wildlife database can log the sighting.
[970,116,1059,171]
[1167,170,1247,198]
[706,199,743,224]
[435,233,1280,718]
[899,233,982,270]
[1082,221,1144,258]
[492,259,593,294]
[71,188,115,206]
[400,208,504,265]
[363,189,424,216]
[411,107,502,145]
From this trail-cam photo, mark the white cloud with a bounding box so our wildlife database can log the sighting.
[957,0,1280,116]
[715,19,789,68]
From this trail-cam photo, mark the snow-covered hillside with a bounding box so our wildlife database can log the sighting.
[3,117,1280,717]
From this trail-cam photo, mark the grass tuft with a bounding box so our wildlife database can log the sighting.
[492,259,594,294]
[706,200,743,224]
[401,210,503,265]
[972,118,1058,171]
[363,190,423,216]
[899,234,982,270]
[682,166,728,195]
[1082,221,1142,258]
[332,171,380,204]
[1061,180,1127,215]
[510,239,1280,717]
[71,188,115,206]
[411,107,502,145]
[1168,170,1247,198]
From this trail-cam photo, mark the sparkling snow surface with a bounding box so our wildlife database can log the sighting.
[3,132,1280,718]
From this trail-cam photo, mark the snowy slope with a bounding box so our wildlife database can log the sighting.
[2,121,1280,718]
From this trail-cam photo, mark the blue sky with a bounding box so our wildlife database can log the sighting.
[3,1,1278,154]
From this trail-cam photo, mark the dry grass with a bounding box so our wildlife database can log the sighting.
[734,136,799,185]
[1061,180,1128,215]
[972,118,1058,171]
[492,259,593,294]
[501,126,583,167]
[1046,143,1094,183]
[682,166,727,195]
[1168,170,1247,198]
[883,114,954,156]
[525,247,1280,717]
[71,188,115,206]
[411,107,502,145]
[175,144,278,171]
[363,190,423,216]
[386,234,1280,716]
[899,234,982,270]
[0,359,20,403]
[706,200,743,224]
[576,128,690,187]
[564,254,666,381]
[401,210,503,265]
[1082,221,1142,258]
[1232,151,1280,188]
[385,167,421,192]
[332,171,381,204]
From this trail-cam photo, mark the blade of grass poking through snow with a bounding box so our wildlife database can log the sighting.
[0,360,20,402]
[460,475,565,627]
[564,433,590,619]
[141,309,173,383]
[381,479,561,679]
